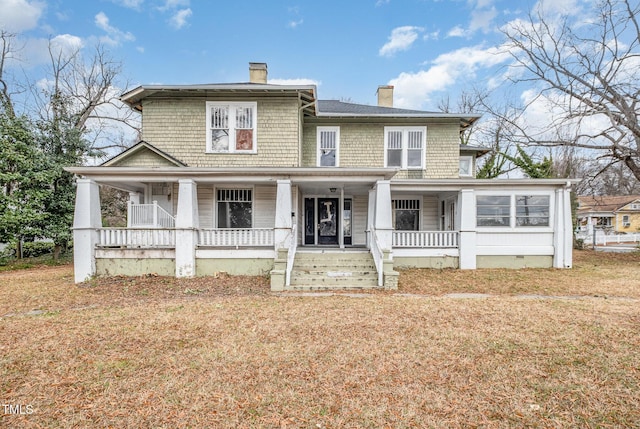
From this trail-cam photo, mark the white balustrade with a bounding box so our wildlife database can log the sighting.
[128,201,175,228]
[99,228,175,247]
[392,230,459,248]
[197,228,274,247]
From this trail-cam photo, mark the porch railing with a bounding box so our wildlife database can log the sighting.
[198,228,274,247]
[368,226,384,287]
[393,230,459,248]
[285,223,297,287]
[128,201,175,228]
[99,228,176,248]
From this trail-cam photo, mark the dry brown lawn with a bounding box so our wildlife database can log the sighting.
[1,250,639,428]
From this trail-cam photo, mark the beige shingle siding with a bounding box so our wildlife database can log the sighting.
[111,148,177,167]
[303,122,460,178]
[424,123,459,178]
[141,97,300,167]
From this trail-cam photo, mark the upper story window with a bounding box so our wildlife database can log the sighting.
[317,126,340,167]
[622,215,630,226]
[630,203,640,210]
[459,156,473,177]
[206,102,257,153]
[384,126,425,169]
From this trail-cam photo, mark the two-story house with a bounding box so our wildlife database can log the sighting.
[68,63,574,290]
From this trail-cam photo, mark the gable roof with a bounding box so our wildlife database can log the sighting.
[577,195,640,214]
[101,141,187,167]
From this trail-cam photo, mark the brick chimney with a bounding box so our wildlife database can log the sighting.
[249,62,268,84]
[377,85,394,108]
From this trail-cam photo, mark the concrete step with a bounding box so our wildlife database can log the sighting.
[288,250,380,289]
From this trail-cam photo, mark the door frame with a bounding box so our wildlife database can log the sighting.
[303,195,353,247]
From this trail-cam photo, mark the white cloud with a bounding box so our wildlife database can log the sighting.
[158,0,189,12]
[0,0,44,32]
[389,44,511,108]
[423,30,440,41]
[447,25,466,38]
[268,78,320,86]
[169,8,192,29]
[109,0,144,10]
[95,12,135,46]
[136,46,145,53]
[469,6,498,33]
[288,19,303,29]
[379,26,424,57]
[376,0,390,6]
[534,0,581,17]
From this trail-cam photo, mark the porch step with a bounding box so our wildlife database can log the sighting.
[288,250,379,290]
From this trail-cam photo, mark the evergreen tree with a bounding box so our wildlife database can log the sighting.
[0,112,52,257]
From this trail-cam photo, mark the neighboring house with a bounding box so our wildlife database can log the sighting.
[67,63,575,290]
[577,195,640,235]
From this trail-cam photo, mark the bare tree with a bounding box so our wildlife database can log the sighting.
[502,0,640,181]
[0,31,20,117]
[35,40,140,158]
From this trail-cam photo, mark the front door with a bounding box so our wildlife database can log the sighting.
[317,198,339,245]
[304,197,339,245]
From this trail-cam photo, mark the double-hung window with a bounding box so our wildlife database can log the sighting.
[317,126,339,167]
[217,189,252,228]
[392,199,420,231]
[384,126,425,169]
[206,102,257,153]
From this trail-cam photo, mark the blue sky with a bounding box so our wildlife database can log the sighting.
[0,0,572,112]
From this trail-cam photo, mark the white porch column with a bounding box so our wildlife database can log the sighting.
[554,186,573,268]
[367,188,376,248]
[458,188,477,269]
[563,187,573,268]
[274,179,293,250]
[175,179,199,277]
[73,178,101,283]
[374,180,393,250]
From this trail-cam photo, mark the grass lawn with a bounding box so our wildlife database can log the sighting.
[1,250,639,428]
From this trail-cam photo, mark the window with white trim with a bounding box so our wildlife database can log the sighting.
[515,195,550,227]
[384,126,425,169]
[317,126,339,167]
[206,102,257,153]
[630,203,640,210]
[217,189,252,228]
[477,194,551,228]
[476,195,511,227]
[622,215,630,226]
[392,199,420,230]
[459,156,473,176]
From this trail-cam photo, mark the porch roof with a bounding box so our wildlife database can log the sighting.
[65,166,399,193]
[390,178,578,192]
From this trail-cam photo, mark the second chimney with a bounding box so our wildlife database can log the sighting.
[377,85,394,108]
[249,62,268,84]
